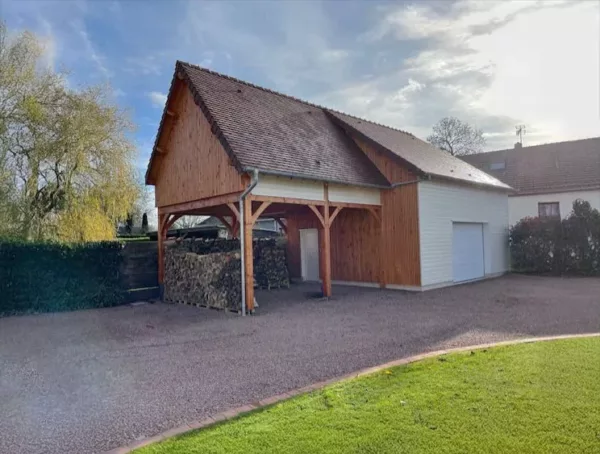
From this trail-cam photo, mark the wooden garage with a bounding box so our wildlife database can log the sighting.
[146,61,512,314]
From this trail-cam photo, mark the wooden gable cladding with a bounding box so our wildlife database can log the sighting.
[350,135,422,286]
[352,136,417,184]
[154,84,244,208]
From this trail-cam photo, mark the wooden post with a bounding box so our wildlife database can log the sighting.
[322,185,332,298]
[366,207,385,288]
[157,213,167,298]
[228,202,241,239]
[379,209,386,288]
[243,197,255,312]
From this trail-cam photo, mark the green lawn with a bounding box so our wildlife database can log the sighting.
[137,337,600,454]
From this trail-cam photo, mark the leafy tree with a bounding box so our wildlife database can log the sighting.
[427,117,486,156]
[0,23,140,241]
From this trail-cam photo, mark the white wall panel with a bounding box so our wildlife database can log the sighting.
[252,175,324,201]
[329,184,381,205]
[251,175,382,205]
[418,181,509,287]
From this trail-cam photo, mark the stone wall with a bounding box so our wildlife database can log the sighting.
[164,238,289,311]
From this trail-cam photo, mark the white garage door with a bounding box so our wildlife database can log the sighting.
[452,223,484,282]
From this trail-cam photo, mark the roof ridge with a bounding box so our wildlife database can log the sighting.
[177,60,416,139]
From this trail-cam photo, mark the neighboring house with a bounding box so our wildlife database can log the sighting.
[199,216,284,238]
[145,61,511,310]
[462,138,600,225]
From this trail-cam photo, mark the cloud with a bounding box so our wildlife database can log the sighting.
[147,91,167,108]
[71,19,113,79]
[178,1,356,94]
[329,0,599,149]
[125,55,165,76]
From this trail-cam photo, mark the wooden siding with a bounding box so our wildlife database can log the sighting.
[286,208,379,283]
[267,135,422,287]
[354,137,417,184]
[381,184,421,285]
[330,209,379,282]
[286,213,320,279]
[352,136,421,286]
[154,84,244,207]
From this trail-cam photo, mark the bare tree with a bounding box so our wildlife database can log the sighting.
[427,117,486,156]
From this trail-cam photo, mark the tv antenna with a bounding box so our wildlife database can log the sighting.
[516,125,526,145]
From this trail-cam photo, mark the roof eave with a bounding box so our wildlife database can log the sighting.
[241,167,392,190]
[426,173,514,193]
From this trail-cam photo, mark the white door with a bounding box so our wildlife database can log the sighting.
[452,223,485,282]
[300,228,320,281]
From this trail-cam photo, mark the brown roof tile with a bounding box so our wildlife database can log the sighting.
[178,61,389,188]
[147,61,510,191]
[327,111,511,190]
[461,138,600,195]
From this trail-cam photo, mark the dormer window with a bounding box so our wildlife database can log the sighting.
[490,162,506,170]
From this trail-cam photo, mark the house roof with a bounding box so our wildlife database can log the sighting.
[147,61,510,191]
[327,111,510,190]
[461,137,600,195]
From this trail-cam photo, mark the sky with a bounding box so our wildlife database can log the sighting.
[2,0,599,216]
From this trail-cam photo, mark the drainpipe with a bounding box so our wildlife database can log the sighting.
[240,169,259,316]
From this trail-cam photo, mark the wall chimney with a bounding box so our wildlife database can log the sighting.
[514,142,522,149]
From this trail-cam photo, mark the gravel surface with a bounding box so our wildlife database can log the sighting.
[1,274,599,454]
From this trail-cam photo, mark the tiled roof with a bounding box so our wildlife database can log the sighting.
[461,138,600,195]
[177,61,389,188]
[327,111,511,190]
[147,60,510,191]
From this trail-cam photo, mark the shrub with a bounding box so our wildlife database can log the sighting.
[510,200,600,275]
[0,240,125,316]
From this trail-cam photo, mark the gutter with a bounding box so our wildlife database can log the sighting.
[240,169,259,316]
[390,178,423,188]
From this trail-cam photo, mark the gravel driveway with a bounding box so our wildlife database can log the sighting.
[1,274,599,454]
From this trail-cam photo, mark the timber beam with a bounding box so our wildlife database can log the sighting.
[158,192,243,215]
[273,217,287,234]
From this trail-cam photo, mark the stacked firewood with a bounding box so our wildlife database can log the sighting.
[169,238,289,290]
[253,239,290,289]
[164,249,242,311]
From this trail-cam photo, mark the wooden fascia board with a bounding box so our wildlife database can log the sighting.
[325,111,426,180]
[146,67,181,185]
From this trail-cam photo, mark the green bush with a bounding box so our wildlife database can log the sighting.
[0,241,126,316]
[510,200,600,275]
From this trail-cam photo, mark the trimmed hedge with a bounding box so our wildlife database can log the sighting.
[510,199,600,275]
[0,241,125,316]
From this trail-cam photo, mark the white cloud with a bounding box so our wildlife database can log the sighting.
[179,1,354,93]
[336,0,600,149]
[71,19,112,79]
[147,91,167,108]
[125,55,165,76]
